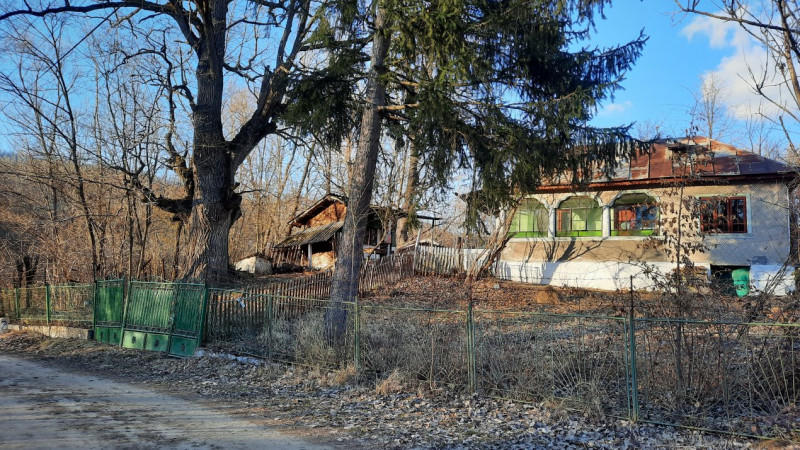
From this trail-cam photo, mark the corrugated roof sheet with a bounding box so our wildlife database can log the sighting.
[288,193,441,226]
[274,221,343,248]
[611,137,792,181]
[545,137,794,188]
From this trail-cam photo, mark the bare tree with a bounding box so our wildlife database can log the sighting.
[1,0,338,283]
[0,15,102,278]
[743,104,784,159]
[690,73,733,143]
[676,0,800,152]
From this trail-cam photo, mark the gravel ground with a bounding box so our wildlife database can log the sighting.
[0,330,782,449]
[0,354,329,449]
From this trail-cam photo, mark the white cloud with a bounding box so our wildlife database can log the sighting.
[681,11,794,120]
[598,100,633,117]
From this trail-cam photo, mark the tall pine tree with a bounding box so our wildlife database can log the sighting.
[325,0,647,330]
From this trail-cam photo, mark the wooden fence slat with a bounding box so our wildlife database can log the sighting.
[208,246,480,341]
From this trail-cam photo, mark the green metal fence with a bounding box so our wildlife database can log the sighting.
[0,284,95,326]
[122,281,206,356]
[94,279,125,344]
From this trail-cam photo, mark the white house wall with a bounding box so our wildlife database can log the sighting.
[500,181,795,294]
[494,260,793,295]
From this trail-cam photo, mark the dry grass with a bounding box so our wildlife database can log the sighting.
[375,369,405,395]
[330,365,358,385]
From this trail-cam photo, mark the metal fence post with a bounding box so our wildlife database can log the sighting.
[92,280,98,338]
[14,287,20,321]
[166,281,180,353]
[353,298,361,370]
[467,302,477,393]
[199,284,209,345]
[627,296,639,422]
[45,284,51,326]
[119,277,131,346]
[266,294,273,361]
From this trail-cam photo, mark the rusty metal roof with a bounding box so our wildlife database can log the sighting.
[543,137,795,191]
[274,221,343,248]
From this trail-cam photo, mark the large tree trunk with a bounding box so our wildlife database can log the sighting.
[182,0,236,284]
[185,146,240,284]
[327,1,390,337]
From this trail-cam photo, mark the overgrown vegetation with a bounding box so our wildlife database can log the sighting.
[198,274,800,440]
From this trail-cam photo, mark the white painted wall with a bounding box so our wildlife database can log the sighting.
[494,260,794,295]
[749,265,795,295]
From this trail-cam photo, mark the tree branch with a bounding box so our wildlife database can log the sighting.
[1,1,169,21]
[674,1,800,34]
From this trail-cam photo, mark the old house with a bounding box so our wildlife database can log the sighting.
[498,137,798,295]
[272,194,404,269]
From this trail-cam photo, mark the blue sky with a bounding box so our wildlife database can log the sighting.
[588,1,796,146]
[590,2,723,131]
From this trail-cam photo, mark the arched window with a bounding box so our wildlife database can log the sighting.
[510,199,549,237]
[556,196,602,237]
[613,193,659,236]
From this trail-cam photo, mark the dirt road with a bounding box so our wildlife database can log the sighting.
[0,354,329,449]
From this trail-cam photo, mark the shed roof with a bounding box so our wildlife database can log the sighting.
[289,194,347,227]
[274,221,343,248]
[289,193,441,227]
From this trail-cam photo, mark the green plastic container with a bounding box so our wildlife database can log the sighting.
[732,268,750,297]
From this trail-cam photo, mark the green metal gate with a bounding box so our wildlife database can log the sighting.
[94,279,125,345]
[121,281,206,357]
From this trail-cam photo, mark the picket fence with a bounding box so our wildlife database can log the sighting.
[206,252,417,338]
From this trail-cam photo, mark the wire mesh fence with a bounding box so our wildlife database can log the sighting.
[203,292,799,441]
[1,269,798,441]
[49,284,95,326]
[270,297,355,367]
[359,305,468,387]
[205,291,356,368]
[17,286,47,323]
[0,284,95,326]
[473,310,630,417]
[635,318,799,438]
[0,288,16,318]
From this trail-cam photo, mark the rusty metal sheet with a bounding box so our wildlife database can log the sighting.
[585,137,793,184]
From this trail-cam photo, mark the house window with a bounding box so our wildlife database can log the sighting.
[510,199,549,237]
[556,196,602,237]
[612,193,659,236]
[699,196,747,233]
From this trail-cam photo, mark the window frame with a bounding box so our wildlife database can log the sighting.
[699,196,748,234]
[556,197,602,237]
[611,194,659,237]
[509,199,549,238]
